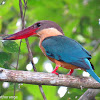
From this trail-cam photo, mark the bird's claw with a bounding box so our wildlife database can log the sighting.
[67,69,74,75]
[52,71,59,75]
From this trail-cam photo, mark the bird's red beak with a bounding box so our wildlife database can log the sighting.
[3,26,39,40]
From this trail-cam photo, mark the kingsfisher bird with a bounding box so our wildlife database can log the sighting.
[3,20,100,83]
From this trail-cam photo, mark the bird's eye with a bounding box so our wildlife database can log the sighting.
[36,23,41,27]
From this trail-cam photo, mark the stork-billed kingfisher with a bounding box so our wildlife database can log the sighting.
[3,20,100,83]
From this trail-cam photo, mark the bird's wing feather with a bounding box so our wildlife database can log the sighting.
[42,35,91,69]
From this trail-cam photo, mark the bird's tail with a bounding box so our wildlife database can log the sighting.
[85,59,100,83]
[86,69,100,83]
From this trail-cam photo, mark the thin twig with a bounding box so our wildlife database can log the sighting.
[13,1,23,99]
[19,0,25,29]
[25,38,47,99]
[19,0,47,99]
[13,40,22,100]
[23,0,27,18]
[25,38,37,71]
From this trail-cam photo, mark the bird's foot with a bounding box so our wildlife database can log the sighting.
[51,65,59,75]
[52,71,59,75]
[67,69,74,75]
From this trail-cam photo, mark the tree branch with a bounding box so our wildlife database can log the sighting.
[0,68,100,89]
[79,89,100,100]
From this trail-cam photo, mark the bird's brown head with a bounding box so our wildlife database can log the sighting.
[3,20,64,40]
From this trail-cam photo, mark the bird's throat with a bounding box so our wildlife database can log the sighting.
[37,28,63,42]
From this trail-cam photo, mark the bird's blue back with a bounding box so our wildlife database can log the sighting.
[42,35,91,69]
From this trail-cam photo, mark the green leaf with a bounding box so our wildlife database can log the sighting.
[0,52,11,65]
[3,40,19,53]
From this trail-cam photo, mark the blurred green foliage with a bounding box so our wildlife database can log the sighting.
[0,0,100,100]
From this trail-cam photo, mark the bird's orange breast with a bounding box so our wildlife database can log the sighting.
[47,56,85,70]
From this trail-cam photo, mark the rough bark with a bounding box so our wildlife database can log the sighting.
[79,89,100,100]
[0,68,100,89]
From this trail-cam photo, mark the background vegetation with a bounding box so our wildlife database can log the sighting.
[0,0,100,100]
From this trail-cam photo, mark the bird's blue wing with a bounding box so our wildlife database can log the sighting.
[42,35,91,69]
